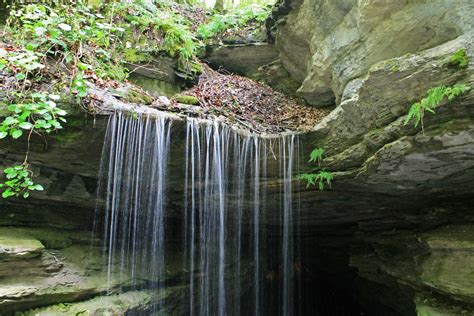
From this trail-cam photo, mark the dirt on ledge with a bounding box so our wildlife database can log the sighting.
[182,64,329,133]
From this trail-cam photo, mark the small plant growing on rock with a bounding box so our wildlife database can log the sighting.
[298,147,333,191]
[309,147,324,166]
[445,48,469,69]
[404,83,471,133]
[298,171,333,191]
[197,5,270,40]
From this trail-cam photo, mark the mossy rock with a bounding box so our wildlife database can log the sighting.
[111,87,154,105]
[126,90,153,105]
[418,225,474,301]
[19,291,153,315]
[123,48,153,64]
[0,227,44,260]
[415,293,474,316]
[172,94,199,105]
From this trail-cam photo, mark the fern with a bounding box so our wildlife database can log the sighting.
[297,171,333,190]
[448,48,469,69]
[298,147,334,191]
[197,5,270,40]
[297,173,317,187]
[445,84,471,100]
[309,147,324,165]
[316,171,334,191]
[405,83,471,132]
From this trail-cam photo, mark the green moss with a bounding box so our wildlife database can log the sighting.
[95,63,129,82]
[123,90,153,105]
[123,49,153,64]
[384,59,401,72]
[173,94,199,105]
[19,291,153,316]
[0,228,44,259]
[415,294,470,316]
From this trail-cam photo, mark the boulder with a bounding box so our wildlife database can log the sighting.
[205,43,279,78]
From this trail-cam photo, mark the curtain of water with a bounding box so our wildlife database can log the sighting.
[282,135,295,316]
[97,112,298,315]
[98,112,171,312]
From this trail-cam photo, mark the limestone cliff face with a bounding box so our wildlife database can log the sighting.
[305,33,474,196]
[270,1,474,313]
[274,0,474,106]
[270,0,474,198]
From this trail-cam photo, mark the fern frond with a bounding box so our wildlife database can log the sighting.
[309,148,324,164]
[404,83,471,130]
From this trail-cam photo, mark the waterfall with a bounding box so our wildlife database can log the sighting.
[96,112,299,315]
[282,135,295,316]
[96,112,172,312]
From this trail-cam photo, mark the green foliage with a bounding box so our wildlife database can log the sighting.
[0,164,43,199]
[197,5,270,40]
[298,147,333,191]
[0,93,67,141]
[404,83,471,132]
[109,2,201,73]
[0,47,45,73]
[10,3,123,50]
[123,48,153,63]
[0,92,66,199]
[308,147,324,165]
[0,1,272,199]
[447,48,469,69]
[72,70,88,99]
[298,171,333,191]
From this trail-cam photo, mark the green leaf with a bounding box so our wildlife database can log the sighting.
[49,29,61,39]
[7,104,19,112]
[0,131,7,139]
[19,122,33,129]
[2,189,16,198]
[15,73,26,80]
[11,130,23,139]
[5,170,18,179]
[30,184,44,191]
[3,116,18,125]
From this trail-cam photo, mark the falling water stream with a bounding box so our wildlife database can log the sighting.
[96,112,299,315]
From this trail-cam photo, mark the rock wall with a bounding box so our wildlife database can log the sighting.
[1,1,474,313]
[274,0,474,106]
[269,0,474,313]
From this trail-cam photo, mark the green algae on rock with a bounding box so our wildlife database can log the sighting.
[172,94,200,105]
[0,228,44,261]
